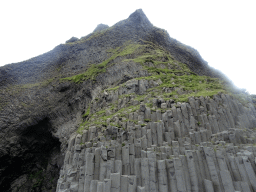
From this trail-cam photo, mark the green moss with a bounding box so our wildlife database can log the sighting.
[95,109,106,116]
[146,103,153,108]
[61,43,145,83]
[106,86,120,91]
[83,104,90,118]
[134,95,146,102]
[77,104,139,133]
[110,123,121,128]
[172,89,224,103]
[77,120,89,134]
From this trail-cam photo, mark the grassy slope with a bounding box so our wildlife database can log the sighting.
[73,41,253,133]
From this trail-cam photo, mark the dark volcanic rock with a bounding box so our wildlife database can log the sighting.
[66,36,79,43]
[93,24,109,33]
[0,9,246,191]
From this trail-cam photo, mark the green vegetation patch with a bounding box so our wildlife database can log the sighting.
[82,104,90,118]
[61,43,145,83]
[77,104,140,133]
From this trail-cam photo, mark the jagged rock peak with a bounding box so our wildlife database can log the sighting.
[93,23,109,33]
[65,36,79,43]
[127,9,153,27]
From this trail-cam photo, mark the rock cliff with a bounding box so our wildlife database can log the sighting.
[1,9,256,192]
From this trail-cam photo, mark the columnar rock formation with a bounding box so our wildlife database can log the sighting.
[1,9,256,192]
[56,78,256,192]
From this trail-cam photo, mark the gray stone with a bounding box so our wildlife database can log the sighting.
[135,143,141,158]
[122,145,130,175]
[133,112,138,121]
[134,158,142,187]
[209,115,220,134]
[145,107,151,119]
[103,179,111,192]
[227,155,242,181]
[130,154,135,175]
[157,122,163,146]
[89,126,97,141]
[141,135,147,150]
[243,156,256,191]
[161,103,167,109]
[78,178,84,192]
[185,150,199,192]
[121,175,128,192]
[192,151,204,191]
[173,158,187,192]
[99,159,114,181]
[135,125,142,138]
[220,170,235,192]
[157,160,168,192]
[70,182,79,192]
[115,160,122,174]
[66,36,79,43]
[110,173,120,192]
[148,151,158,192]
[151,122,158,145]
[233,181,242,191]
[101,145,108,161]
[166,159,177,192]
[151,111,157,122]
[141,158,150,192]
[147,129,152,147]
[194,131,201,144]
[139,79,147,94]
[204,179,214,192]
[137,186,146,192]
[164,132,172,145]
[140,104,146,112]
[240,181,251,192]
[172,106,178,122]
[174,120,181,138]
[156,110,162,121]
[235,156,252,191]
[198,147,211,180]
[128,175,137,192]
[190,115,196,130]
[141,127,147,137]
[97,182,104,192]
[203,147,222,192]
[180,155,192,192]
[94,148,101,180]
[84,153,95,192]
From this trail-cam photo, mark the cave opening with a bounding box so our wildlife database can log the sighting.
[0,118,62,192]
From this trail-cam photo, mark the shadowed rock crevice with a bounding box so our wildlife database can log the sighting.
[0,118,62,192]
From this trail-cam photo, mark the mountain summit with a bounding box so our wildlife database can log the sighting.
[127,9,153,27]
[0,9,255,192]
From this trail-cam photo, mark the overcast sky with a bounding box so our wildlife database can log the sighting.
[1,0,255,94]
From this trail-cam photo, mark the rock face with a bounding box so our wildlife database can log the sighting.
[93,24,109,33]
[1,9,256,192]
[56,88,256,192]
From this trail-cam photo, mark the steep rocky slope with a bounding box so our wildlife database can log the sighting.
[0,9,255,192]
